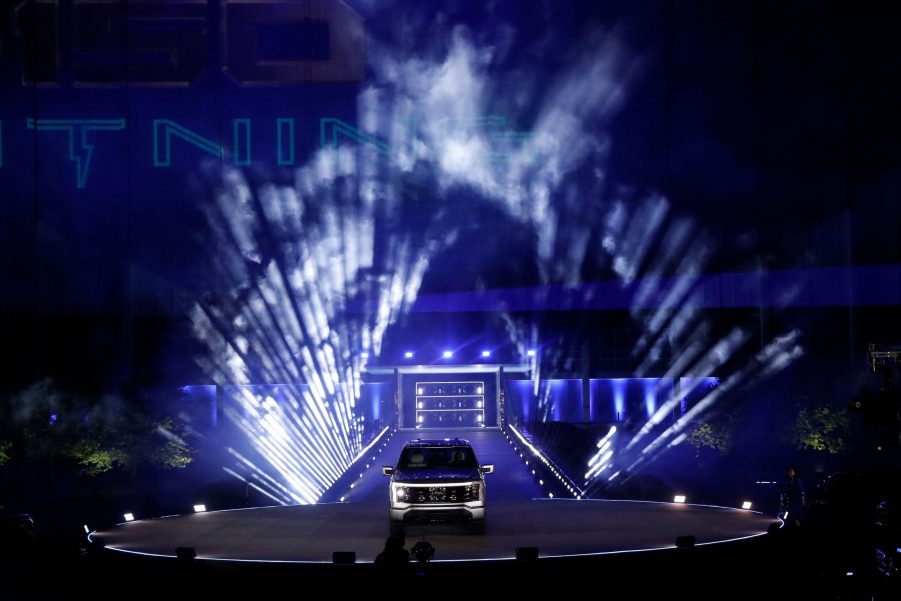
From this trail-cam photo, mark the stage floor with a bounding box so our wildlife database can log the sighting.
[90,497,775,562]
[90,428,775,562]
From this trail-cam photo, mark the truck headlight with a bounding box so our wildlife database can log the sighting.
[393,484,410,502]
[464,482,481,501]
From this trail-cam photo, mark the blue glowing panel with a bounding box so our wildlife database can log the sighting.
[536,379,583,422]
[589,379,622,422]
[589,378,675,422]
[643,378,674,419]
[179,384,218,428]
[623,378,651,419]
[504,379,533,425]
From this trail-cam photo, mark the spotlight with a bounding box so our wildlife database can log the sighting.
[673,495,686,503]
[404,351,414,358]
[442,350,453,359]
[527,349,536,357]
[83,524,90,534]
[481,350,491,358]
[193,504,207,513]
[477,387,483,394]
[123,513,135,522]
[741,501,752,510]
[361,352,369,359]
[418,388,423,395]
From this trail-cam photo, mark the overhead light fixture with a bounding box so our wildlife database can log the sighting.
[442,350,453,359]
[481,350,491,358]
[404,351,414,358]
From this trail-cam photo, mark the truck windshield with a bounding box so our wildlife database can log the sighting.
[399,446,477,469]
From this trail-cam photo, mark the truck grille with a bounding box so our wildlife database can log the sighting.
[398,484,479,504]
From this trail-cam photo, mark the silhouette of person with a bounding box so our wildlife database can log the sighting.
[781,466,806,528]
[374,534,411,587]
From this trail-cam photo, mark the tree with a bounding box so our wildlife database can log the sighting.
[0,439,11,466]
[3,379,194,476]
[794,405,849,454]
[688,413,735,457]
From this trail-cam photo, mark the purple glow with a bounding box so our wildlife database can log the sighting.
[643,378,656,418]
[613,379,625,421]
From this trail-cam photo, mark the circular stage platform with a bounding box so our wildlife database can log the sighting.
[90,497,776,563]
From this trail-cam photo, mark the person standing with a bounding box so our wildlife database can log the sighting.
[781,466,806,528]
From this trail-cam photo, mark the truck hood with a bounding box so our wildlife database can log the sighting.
[393,468,481,483]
